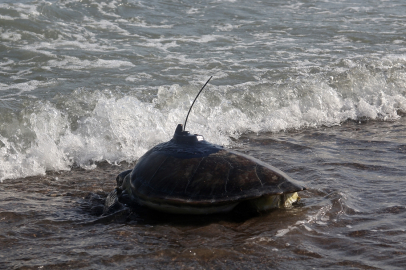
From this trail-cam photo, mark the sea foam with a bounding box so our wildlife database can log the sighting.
[1,59,405,181]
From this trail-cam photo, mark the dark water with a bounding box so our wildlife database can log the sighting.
[1,118,405,269]
[1,0,406,180]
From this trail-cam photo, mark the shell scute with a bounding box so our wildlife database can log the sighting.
[135,153,203,199]
[215,151,264,196]
[133,151,167,189]
[184,155,230,199]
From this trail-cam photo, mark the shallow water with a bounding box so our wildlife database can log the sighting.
[1,0,406,269]
[1,0,406,180]
[1,118,406,269]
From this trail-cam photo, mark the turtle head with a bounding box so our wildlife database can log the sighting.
[173,124,204,144]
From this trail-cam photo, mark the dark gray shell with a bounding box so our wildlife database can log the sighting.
[130,147,304,206]
[105,124,306,214]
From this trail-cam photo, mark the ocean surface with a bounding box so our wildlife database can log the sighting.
[1,0,406,269]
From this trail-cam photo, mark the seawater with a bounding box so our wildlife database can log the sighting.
[1,0,405,180]
[1,0,406,269]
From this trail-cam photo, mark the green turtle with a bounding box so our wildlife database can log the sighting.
[103,77,306,215]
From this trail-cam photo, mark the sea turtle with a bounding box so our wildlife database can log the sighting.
[103,124,306,215]
[103,77,306,215]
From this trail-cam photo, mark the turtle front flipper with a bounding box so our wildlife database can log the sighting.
[103,188,125,215]
[103,170,135,216]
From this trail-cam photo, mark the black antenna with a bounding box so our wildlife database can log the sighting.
[183,76,213,131]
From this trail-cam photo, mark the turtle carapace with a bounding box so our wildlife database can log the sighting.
[103,124,306,215]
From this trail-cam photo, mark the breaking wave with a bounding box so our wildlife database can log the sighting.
[1,56,406,181]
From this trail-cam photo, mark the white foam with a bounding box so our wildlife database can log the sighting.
[213,23,238,32]
[118,17,173,29]
[1,58,406,181]
[1,3,40,20]
[275,226,296,237]
[0,58,14,67]
[0,15,16,21]
[140,40,179,52]
[0,80,57,95]
[0,135,48,182]
[46,56,134,70]
[125,73,153,82]
[0,104,71,182]
[0,30,22,41]
[85,18,131,35]
[186,8,200,15]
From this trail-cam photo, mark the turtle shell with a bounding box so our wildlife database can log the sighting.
[113,124,306,213]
